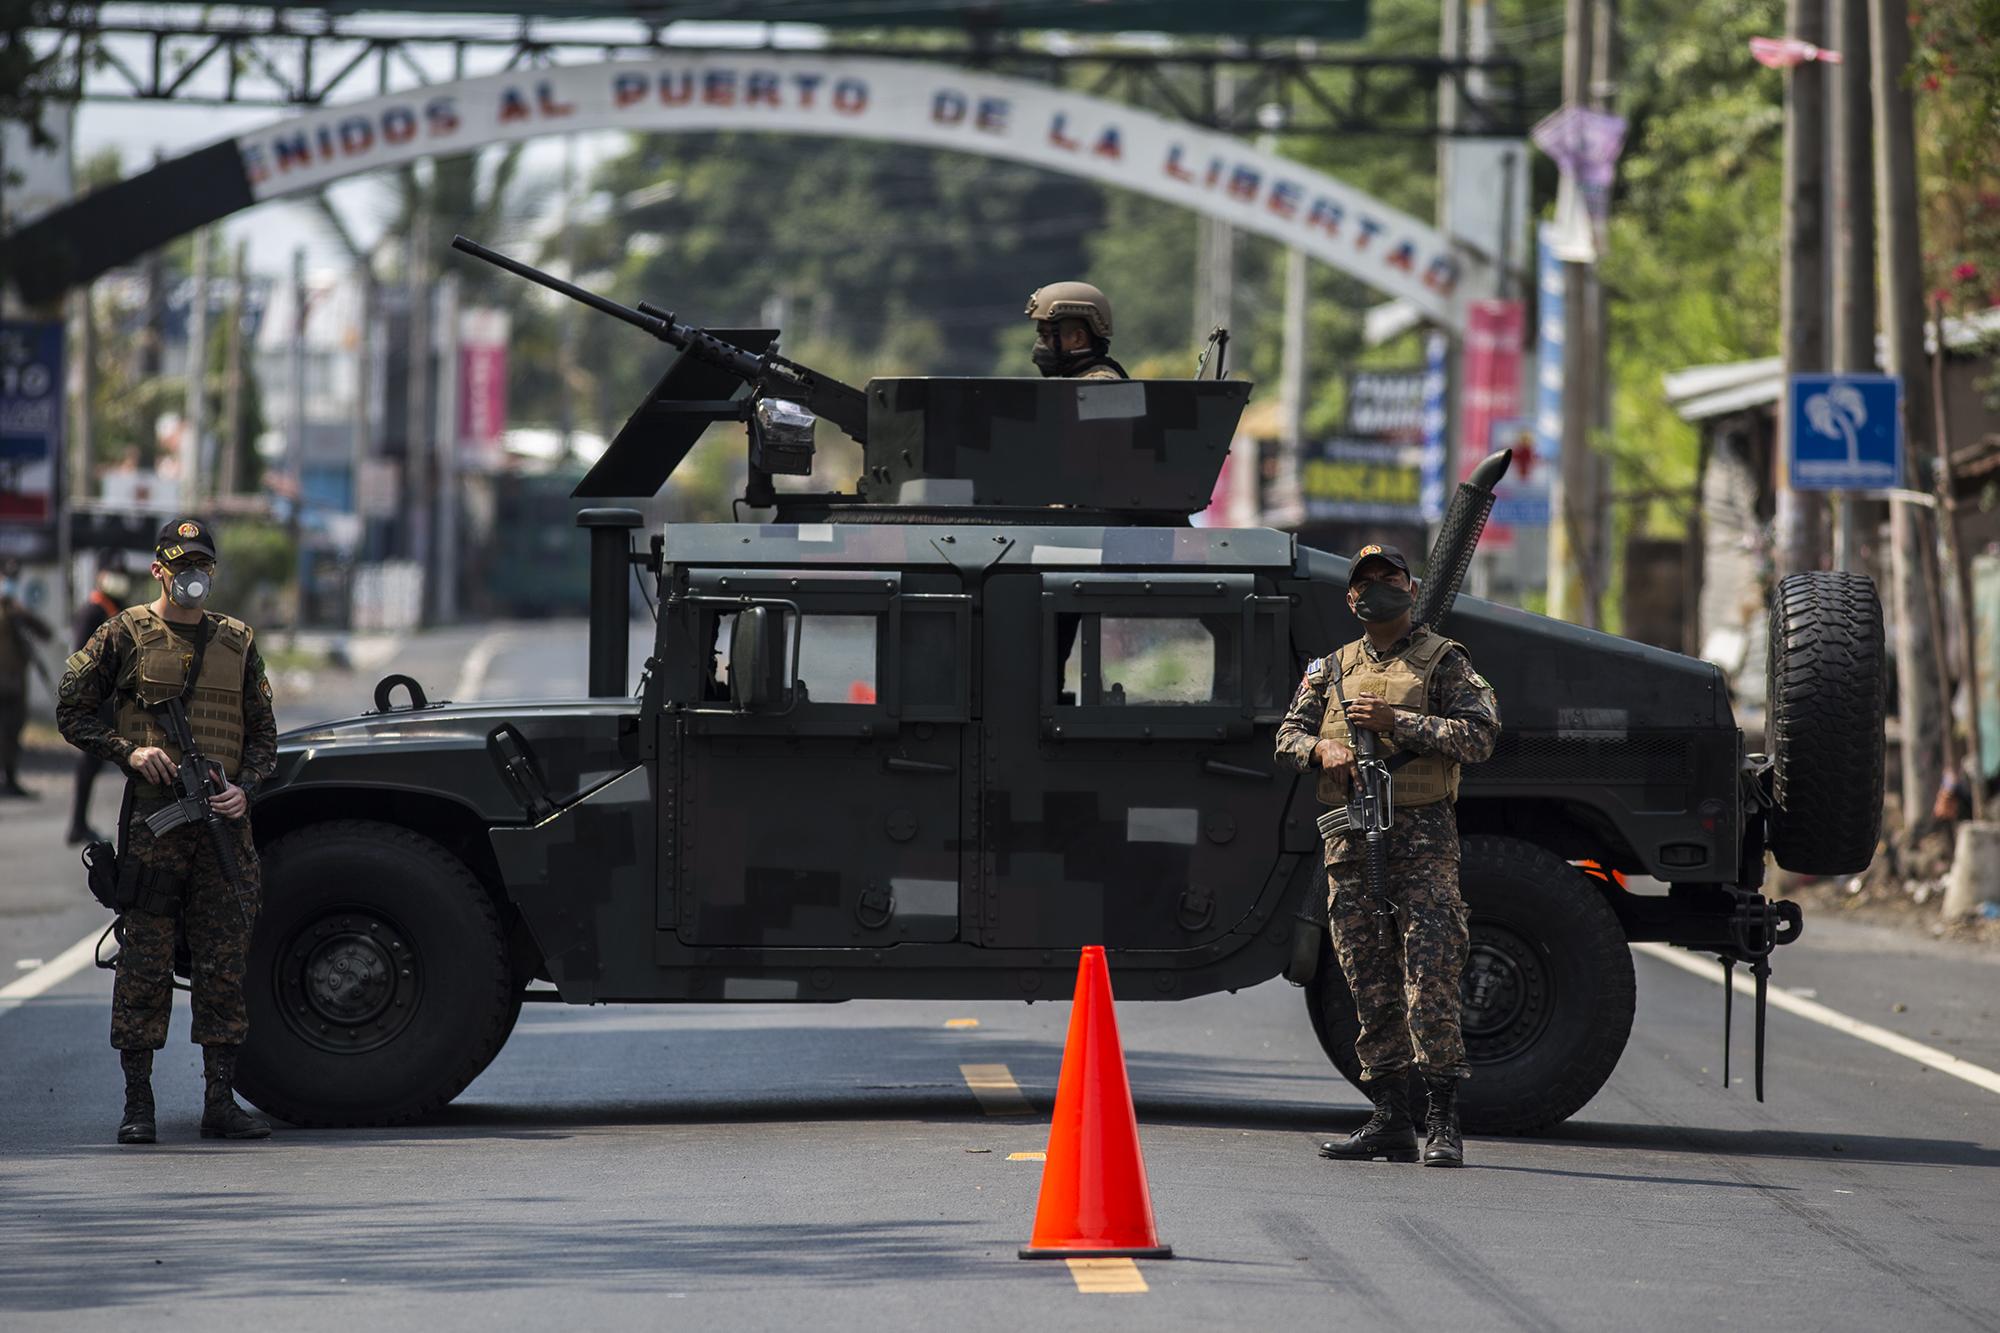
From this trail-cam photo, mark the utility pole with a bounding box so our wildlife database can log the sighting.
[180,227,211,510]
[1776,0,1829,578]
[219,240,247,497]
[1586,0,1618,621]
[1550,0,1599,626]
[434,273,461,624]
[288,247,310,630]
[1870,0,1944,843]
[558,134,579,459]
[1930,299,1984,819]
[1830,0,1877,573]
[405,205,433,622]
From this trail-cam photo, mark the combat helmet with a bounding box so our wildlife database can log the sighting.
[1024,281,1113,339]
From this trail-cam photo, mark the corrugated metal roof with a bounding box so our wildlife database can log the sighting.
[1663,307,2000,425]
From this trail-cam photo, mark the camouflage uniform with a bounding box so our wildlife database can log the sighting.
[1067,357,1127,382]
[1275,632,1499,1081]
[56,611,277,1051]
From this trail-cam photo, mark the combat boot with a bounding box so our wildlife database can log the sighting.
[199,1046,271,1141]
[1421,1072,1464,1167]
[117,1050,156,1145]
[1319,1076,1418,1162]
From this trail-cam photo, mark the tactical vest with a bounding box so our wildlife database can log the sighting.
[110,606,252,779]
[1315,628,1463,808]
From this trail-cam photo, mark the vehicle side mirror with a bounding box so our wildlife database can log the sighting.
[729,606,774,710]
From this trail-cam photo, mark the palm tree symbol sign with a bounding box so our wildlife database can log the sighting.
[1804,383,1869,465]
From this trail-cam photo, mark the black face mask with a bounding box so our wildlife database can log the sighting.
[1032,337,1101,379]
[1352,581,1412,624]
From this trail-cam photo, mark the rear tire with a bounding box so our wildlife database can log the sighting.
[1306,836,1636,1135]
[238,819,514,1127]
[1765,570,1887,875]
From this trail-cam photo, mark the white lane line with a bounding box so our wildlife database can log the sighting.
[0,928,106,1018]
[1634,941,2000,1097]
[453,630,509,702]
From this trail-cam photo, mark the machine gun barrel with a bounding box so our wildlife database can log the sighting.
[451,234,870,444]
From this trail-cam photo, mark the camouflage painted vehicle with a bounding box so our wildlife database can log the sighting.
[236,248,1886,1132]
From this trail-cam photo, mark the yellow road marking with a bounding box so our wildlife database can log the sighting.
[959,1063,1033,1115]
[1066,1259,1149,1294]
[1007,1152,1046,1161]
[945,1018,980,1029]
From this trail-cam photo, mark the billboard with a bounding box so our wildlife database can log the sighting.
[0,321,63,560]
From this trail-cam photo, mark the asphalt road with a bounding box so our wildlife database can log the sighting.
[2,621,1997,1331]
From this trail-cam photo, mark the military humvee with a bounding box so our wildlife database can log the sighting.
[236,249,1885,1133]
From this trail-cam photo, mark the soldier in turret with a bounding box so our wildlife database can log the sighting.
[1274,543,1500,1167]
[56,517,276,1145]
[1025,282,1128,381]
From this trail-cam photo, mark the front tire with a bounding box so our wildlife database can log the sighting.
[1306,836,1636,1135]
[239,819,514,1126]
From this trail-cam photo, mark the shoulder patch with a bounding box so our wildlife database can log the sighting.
[1307,656,1326,676]
[1470,671,1492,690]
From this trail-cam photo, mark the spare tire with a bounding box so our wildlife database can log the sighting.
[1766,570,1886,875]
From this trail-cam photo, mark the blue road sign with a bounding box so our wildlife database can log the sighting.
[1788,372,1902,491]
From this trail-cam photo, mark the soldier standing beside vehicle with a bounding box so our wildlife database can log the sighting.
[1274,544,1500,1167]
[56,518,276,1144]
[1025,283,1128,381]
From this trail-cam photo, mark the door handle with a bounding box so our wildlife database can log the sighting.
[886,756,955,775]
[1202,759,1272,781]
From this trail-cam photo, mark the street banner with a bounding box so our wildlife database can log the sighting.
[0,321,63,560]
[1534,224,1565,475]
[1487,418,1549,526]
[1532,104,1627,225]
[1460,299,1523,547]
[1787,372,1903,491]
[458,307,511,468]
[1419,332,1450,523]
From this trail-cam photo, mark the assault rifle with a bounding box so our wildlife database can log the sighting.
[142,697,250,916]
[1311,449,1514,933]
[450,235,871,447]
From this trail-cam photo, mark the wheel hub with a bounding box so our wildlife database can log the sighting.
[1460,923,1553,1065]
[278,910,422,1055]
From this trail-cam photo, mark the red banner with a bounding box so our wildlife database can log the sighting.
[458,307,510,469]
[1460,299,1524,548]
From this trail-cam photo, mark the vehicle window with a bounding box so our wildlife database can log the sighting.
[705,610,879,705]
[1060,615,1237,706]
[794,614,878,705]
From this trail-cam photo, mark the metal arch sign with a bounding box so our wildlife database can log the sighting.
[230,56,1484,328]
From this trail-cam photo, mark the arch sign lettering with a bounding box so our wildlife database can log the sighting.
[232,55,1486,328]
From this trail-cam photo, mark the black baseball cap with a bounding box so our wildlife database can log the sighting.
[1348,543,1411,585]
[154,517,218,563]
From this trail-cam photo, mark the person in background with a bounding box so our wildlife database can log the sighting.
[0,556,56,799]
[66,552,134,843]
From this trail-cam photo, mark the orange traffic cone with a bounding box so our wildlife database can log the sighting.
[1018,945,1173,1260]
